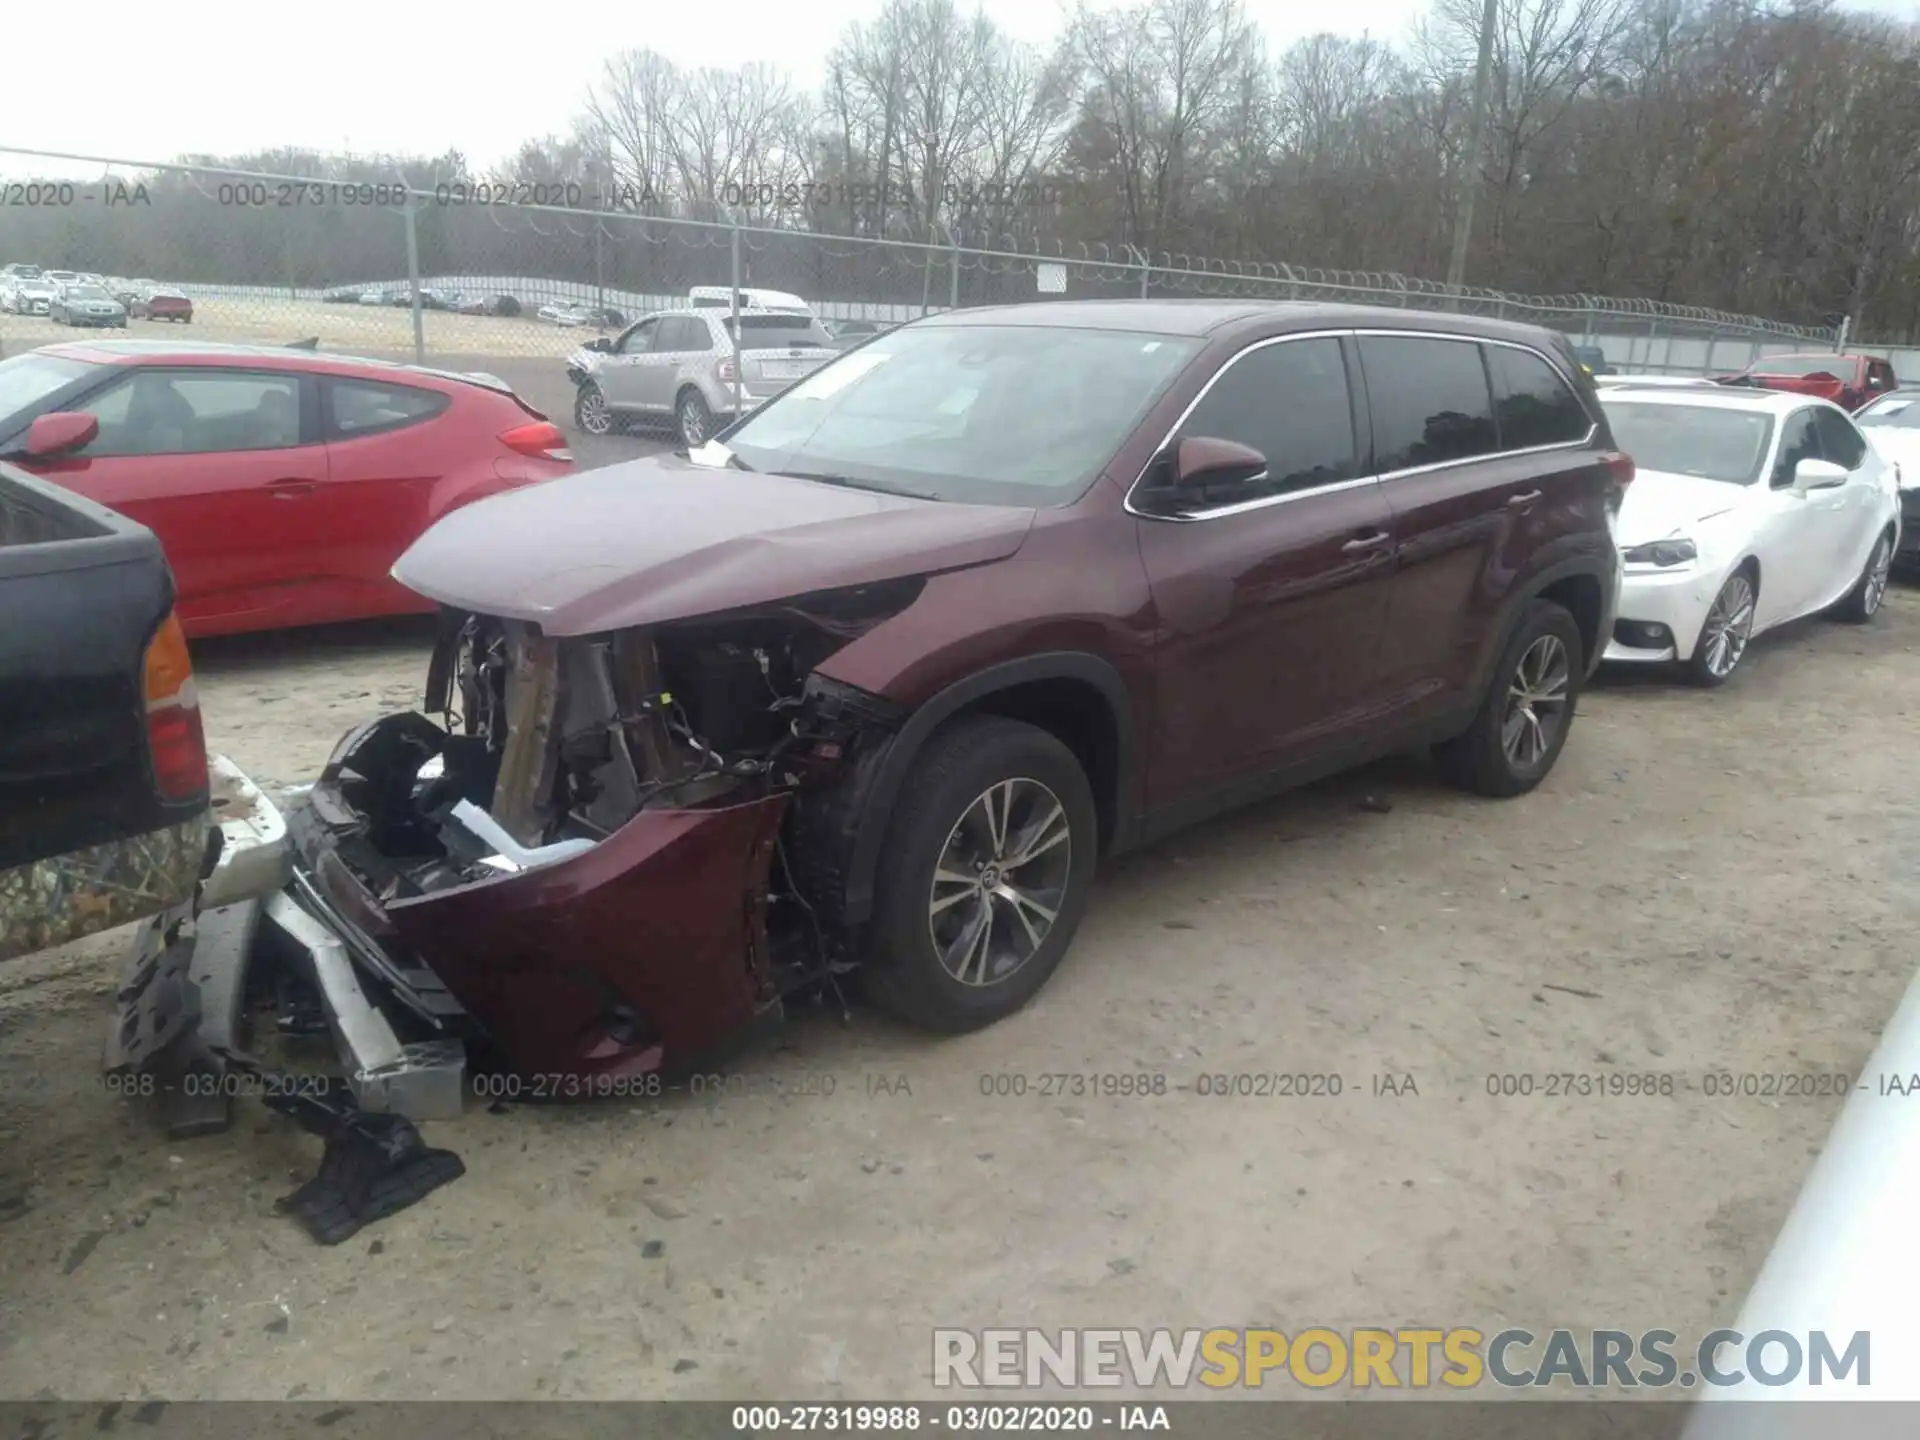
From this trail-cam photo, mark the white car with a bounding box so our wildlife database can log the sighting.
[1594,374,1722,390]
[687,285,812,315]
[538,301,592,327]
[3,277,56,315]
[1852,388,1920,570]
[1600,389,1900,685]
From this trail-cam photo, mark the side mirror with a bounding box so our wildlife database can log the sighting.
[1793,457,1848,492]
[1174,435,1268,490]
[20,411,99,460]
[584,337,613,353]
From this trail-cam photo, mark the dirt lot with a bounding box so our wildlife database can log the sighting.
[2,569,1917,1401]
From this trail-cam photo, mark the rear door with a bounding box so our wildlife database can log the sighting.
[1811,404,1886,589]
[652,315,714,410]
[1135,332,1396,805]
[320,374,456,612]
[23,366,329,631]
[1360,333,1594,720]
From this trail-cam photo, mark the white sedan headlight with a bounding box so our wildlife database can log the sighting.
[1622,538,1699,567]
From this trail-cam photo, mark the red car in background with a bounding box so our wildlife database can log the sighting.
[1715,351,1901,412]
[0,340,573,637]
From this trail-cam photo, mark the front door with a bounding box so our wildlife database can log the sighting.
[1134,333,1396,809]
[597,316,663,413]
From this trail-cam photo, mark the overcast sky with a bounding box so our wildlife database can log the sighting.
[2,0,1915,179]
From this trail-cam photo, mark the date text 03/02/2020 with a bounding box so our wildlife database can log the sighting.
[729,1404,1171,1433]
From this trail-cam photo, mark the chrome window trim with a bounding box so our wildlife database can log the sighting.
[1126,327,1600,524]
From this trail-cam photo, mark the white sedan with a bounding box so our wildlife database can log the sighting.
[1600,389,1901,685]
[1852,388,1920,569]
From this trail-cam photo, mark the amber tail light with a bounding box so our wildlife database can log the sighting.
[143,610,208,802]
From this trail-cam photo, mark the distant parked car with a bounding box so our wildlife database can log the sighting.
[687,285,812,315]
[539,301,624,328]
[1571,344,1615,376]
[131,285,193,323]
[567,306,839,446]
[1715,352,1899,413]
[0,339,575,637]
[48,283,128,328]
[0,263,43,284]
[358,286,399,306]
[826,318,889,347]
[42,269,78,288]
[3,277,56,316]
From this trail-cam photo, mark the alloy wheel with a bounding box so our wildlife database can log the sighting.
[1700,573,1755,678]
[1500,634,1572,771]
[927,777,1073,988]
[1863,537,1891,617]
[679,396,708,447]
[576,385,612,436]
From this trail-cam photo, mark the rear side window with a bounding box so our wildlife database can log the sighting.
[1167,336,1358,505]
[1489,346,1591,450]
[1813,407,1867,469]
[656,317,713,352]
[327,378,448,439]
[1359,336,1499,472]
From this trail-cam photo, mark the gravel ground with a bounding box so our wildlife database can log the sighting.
[2,575,1916,1401]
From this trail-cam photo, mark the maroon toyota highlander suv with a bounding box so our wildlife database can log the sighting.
[230,300,1627,1081]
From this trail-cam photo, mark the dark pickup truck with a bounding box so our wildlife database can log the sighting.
[0,453,212,964]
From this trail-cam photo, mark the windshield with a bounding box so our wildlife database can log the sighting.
[0,353,99,420]
[1857,394,1920,429]
[725,315,833,347]
[722,323,1201,505]
[67,286,112,302]
[1603,401,1775,485]
[1750,354,1852,378]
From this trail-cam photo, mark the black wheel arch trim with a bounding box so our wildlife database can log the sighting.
[1474,554,1616,696]
[837,651,1138,927]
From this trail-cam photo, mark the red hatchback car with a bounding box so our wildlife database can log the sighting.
[0,340,573,637]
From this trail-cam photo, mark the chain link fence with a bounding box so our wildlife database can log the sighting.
[0,147,1881,386]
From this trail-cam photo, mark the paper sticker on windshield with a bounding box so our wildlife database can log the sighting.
[789,351,889,400]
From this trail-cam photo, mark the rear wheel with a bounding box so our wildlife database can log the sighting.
[676,389,714,449]
[1686,568,1757,686]
[574,382,614,436]
[864,716,1098,1033]
[1434,599,1582,797]
[1834,530,1893,623]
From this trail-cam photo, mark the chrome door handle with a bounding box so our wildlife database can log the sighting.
[1508,489,1543,508]
[1342,530,1392,553]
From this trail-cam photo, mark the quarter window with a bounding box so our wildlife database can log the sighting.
[73,370,303,456]
[327,378,448,438]
[1153,337,1357,510]
[1359,335,1500,472]
[1490,346,1591,450]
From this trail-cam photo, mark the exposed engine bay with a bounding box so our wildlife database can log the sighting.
[303,579,917,1041]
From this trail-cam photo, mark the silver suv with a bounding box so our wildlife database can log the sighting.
[567,308,839,447]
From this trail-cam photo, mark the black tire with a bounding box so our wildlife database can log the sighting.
[676,388,714,449]
[863,715,1098,1033]
[1833,529,1894,624]
[1433,599,1584,797]
[574,381,615,436]
[1684,565,1758,687]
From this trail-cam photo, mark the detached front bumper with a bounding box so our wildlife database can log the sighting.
[110,734,790,1135]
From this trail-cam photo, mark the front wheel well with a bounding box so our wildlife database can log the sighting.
[950,678,1121,853]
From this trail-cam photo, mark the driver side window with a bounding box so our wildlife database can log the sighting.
[1771,412,1819,489]
[618,319,659,355]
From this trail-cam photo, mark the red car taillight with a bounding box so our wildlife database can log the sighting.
[1601,451,1635,519]
[499,420,572,463]
[143,611,208,802]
